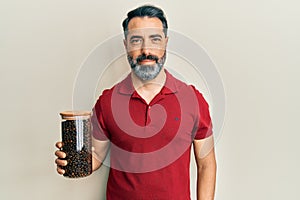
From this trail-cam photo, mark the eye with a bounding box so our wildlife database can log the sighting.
[152,37,162,43]
[130,38,142,45]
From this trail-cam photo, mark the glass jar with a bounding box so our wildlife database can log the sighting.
[59,111,92,178]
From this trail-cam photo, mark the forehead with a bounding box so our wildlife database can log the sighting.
[127,17,164,36]
[128,16,163,30]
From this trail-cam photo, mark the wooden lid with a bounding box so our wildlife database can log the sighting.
[60,111,91,120]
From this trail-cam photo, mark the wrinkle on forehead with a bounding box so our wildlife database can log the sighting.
[126,28,165,39]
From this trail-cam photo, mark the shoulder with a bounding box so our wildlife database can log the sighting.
[189,85,208,105]
[94,73,131,105]
[169,72,209,108]
[94,86,115,109]
[168,72,207,101]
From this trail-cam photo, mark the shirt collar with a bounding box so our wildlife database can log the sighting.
[117,69,179,96]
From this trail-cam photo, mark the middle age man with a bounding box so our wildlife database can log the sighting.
[56,5,217,200]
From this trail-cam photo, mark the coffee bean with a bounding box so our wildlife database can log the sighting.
[61,119,92,178]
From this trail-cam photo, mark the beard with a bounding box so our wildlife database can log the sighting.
[127,52,166,81]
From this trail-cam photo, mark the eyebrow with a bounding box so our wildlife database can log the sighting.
[129,34,163,41]
[129,35,143,40]
[149,34,163,39]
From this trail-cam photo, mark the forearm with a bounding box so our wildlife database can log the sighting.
[91,139,110,172]
[196,162,217,200]
[92,154,102,172]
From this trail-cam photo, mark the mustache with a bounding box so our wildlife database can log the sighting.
[136,54,159,63]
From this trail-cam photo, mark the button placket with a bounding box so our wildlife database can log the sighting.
[145,105,151,125]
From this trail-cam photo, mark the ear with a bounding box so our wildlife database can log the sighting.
[164,36,169,48]
[123,39,127,50]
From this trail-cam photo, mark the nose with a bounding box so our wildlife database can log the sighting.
[141,39,152,55]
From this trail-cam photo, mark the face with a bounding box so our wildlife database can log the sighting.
[124,17,168,81]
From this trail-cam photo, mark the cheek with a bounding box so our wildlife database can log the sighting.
[127,47,165,58]
[127,51,140,60]
[126,44,142,55]
[153,50,165,60]
[157,49,165,57]
[152,45,166,56]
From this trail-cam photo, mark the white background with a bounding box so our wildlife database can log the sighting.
[1,0,299,199]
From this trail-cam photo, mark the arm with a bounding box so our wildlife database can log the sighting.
[92,137,110,172]
[193,135,217,200]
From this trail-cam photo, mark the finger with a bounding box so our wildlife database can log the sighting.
[55,150,66,159]
[57,166,65,175]
[55,141,63,149]
[55,158,67,166]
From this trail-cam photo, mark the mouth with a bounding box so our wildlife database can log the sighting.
[138,59,156,65]
[136,54,159,65]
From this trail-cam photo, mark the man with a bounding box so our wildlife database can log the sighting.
[55,5,216,200]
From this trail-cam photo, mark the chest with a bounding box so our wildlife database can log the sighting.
[104,93,198,153]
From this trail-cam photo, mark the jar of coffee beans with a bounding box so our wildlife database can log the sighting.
[60,111,92,178]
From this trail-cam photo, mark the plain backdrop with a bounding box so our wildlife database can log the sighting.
[1,0,299,199]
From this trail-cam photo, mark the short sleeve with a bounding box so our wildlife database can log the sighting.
[92,95,110,141]
[191,86,213,140]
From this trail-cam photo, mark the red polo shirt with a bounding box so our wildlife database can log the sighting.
[92,70,212,200]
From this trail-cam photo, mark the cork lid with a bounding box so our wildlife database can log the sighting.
[60,111,91,120]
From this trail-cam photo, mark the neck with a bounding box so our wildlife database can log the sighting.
[131,68,166,91]
[131,68,166,104]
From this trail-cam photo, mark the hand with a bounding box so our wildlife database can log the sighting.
[55,141,67,175]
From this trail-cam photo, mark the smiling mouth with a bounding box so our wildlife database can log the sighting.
[139,59,156,64]
[136,54,159,64]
